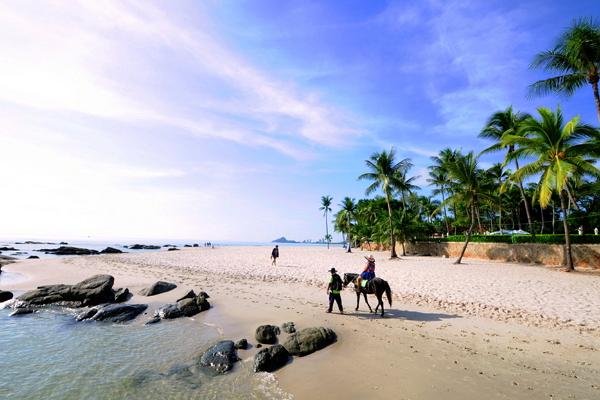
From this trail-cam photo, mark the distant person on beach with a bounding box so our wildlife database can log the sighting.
[326,267,343,314]
[356,255,375,289]
[271,245,279,266]
[595,227,598,235]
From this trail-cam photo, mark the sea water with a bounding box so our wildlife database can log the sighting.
[0,307,292,400]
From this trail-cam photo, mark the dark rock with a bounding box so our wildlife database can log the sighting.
[177,298,200,317]
[253,344,290,372]
[10,308,34,316]
[176,290,197,302]
[18,274,115,306]
[162,244,175,248]
[195,294,211,311]
[100,247,123,254]
[27,255,40,259]
[139,281,177,296]
[281,322,296,334]
[88,304,148,323]
[0,290,13,302]
[130,244,161,250]
[193,244,199,247]
[283,327,337,356]
[0,247,18,251]
[37,246,99,255]
[256,344,262,348]
[184,244,192,247]
[76,308,98,321]
[113,288,131,303]
[158,304,183,319]
[145,315,161,325]
[235,339,248,350]
[255,325,280,344]
[199,340,238,374]
[60,242,68,245]
[167,247,179,251]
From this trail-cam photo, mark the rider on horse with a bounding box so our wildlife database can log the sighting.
[356,255,375,290]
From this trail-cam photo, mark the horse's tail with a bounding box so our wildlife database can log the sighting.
[384,281,392,307]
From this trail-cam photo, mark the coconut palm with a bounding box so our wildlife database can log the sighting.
[480,106,535,235]
[486,163,510,232]
[529,18,600,121]
[358,148,410,258]
[430,148,460,234]
[337,197,357,252]
[320,195,333,249]
[503,107,600,270]
[427,168,451,235]
[444,151,489,264]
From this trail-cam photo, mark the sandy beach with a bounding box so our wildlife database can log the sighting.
[2,246,600,399]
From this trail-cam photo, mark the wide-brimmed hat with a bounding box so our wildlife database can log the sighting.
[365,255,375,262]
[329,267,337,273]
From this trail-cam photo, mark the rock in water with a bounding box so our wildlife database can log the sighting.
[10,308,34,316]
[255,325,280,344]
[199,340,238,374]
[0,290,13,302]
[281,322,296,334]
[27,255,40,259]
[157,304,183,319]
[253,345,290,372]
[113,288,131,303]
[37,246,99,255]
[177,298,200,317]
[88,304,148,323]
[100,247,123,254]
[76,308,98,321]
[283,327,337,356]
[18,274,115,306]
[138,281,177,296]
[235,339,248,350]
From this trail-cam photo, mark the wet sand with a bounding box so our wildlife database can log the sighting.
[2,246,599,399]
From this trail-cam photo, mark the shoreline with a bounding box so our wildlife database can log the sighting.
[1,247,599,399]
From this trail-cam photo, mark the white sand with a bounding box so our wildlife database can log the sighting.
[61,246,600,331]
[2,246,600,399]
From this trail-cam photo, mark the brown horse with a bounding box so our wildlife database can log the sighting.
[343,273,392,317]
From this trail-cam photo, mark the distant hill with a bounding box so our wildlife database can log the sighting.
[272,237,298,243]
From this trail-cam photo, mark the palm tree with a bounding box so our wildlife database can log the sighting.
[358,148,410,258]
[504,107,600,271]
[337,197,357,252]
[444,151,488,264]
[529,18,600,121]
[427,168,451,235]
[479,106,535,235]
[393,165,419,256]
[486,163,510,232]
[320,195,333,249]
[430,148,460,234]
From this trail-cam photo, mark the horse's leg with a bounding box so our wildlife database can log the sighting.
[355,291,360,311]
[378,291,385,317]
[363,292,373,313]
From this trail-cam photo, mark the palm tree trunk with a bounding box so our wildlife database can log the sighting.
[441,187,450,235]
[386,194,398,258]
[475,206,482,233]
[559,190,574,271]
[499,195,503,233]
[552,201,556,234]
[566,184,581,211]
[592,79,600,122]
[513,157,534,235]
[455,203,475,264]
[325,212,330,249]
[346,215,352,253]
[540,204,545,234]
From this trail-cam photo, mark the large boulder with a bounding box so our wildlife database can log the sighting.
[37,246,99,255]
[139,281,177,296]
[255,325,280,344]
[235,339,248,350]
[113,288,131,303]
[177,298,199,317]
[157,304,183,319]
[283,327,337,356]
[82,304,148,323]
[253,344,290,372]
[18,274,115,306]
[199,340,238,374]
[100,247,123,254]
[0,290,13,302]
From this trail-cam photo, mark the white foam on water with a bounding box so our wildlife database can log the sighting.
[255,372,294,400]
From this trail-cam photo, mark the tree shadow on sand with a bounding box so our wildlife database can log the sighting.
[350,309,461,322]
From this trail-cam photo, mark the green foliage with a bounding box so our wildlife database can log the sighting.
[425,234,600,244]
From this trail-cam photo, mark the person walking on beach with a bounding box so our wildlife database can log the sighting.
[327,268,344,314]
[271,245,279,266]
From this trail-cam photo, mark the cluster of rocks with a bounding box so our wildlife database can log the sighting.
[0,255,17,272]
[195,322,336,376]
[146,290,210,324]
[36,246,100,255]
[128,244,161,250]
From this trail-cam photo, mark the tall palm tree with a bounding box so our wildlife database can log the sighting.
[320,195,333,249]
[445,151,488,264]
[529,18,600,121]
[337,197,357,252]
[427,168,451,235]
[358,148,410,259]
[394,165,419,256]
[430,148,460,234]
[486,163,510,232]
[480,106,535,234]
[504,107,600,271]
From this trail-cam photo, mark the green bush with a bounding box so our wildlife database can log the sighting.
[422,234,600,245]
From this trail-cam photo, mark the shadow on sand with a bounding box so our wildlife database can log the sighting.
[348,308,461,322]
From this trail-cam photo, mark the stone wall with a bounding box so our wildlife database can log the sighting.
[403,241,600,269]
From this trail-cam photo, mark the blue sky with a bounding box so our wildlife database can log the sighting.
[1,0,598,242]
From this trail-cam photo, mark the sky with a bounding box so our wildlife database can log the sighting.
[1,0,599,242]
